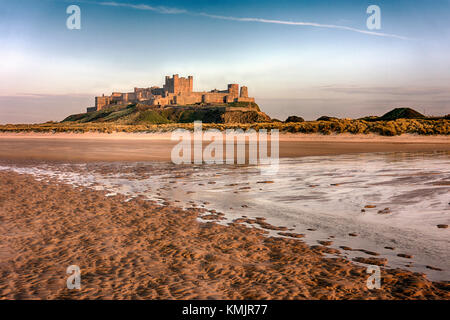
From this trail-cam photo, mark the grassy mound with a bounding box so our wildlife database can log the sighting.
[62,103,269,125]
[379,108,425,121]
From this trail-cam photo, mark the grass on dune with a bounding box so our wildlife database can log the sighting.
[1,118,448,136]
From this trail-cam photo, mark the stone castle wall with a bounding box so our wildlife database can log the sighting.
[92,75,255,112]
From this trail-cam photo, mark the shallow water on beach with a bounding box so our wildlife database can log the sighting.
[1,151,449,281]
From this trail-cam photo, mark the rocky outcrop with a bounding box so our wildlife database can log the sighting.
[222,110,271,123]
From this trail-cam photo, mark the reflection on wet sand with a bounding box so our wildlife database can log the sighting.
[1,151,448,281]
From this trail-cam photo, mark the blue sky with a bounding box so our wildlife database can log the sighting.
[1,0,449,123]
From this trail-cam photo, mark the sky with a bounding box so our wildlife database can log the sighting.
[1,0,449,123]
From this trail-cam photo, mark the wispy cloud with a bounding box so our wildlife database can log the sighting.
[97,1,187,14]
[92,1,412,40]
[196,13,411,40]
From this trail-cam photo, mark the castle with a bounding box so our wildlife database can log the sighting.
[87,74,255,112]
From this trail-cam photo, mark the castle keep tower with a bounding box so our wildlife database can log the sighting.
[227,84,239,97]
[163,74,193,95]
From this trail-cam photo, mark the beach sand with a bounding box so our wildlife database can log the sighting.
[0,170,448,299]
[1,132,449,299]
[0,132,448,162]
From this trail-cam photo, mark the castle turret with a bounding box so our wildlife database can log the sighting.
[240,86,248,98]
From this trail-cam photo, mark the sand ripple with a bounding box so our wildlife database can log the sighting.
[0,171,448,299]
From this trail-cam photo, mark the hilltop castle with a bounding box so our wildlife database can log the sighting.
[87,74,255,112]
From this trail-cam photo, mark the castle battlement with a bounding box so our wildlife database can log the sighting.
[89,75,255,112]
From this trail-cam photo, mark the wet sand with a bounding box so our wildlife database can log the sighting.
[0,170,448,299]
[0,132,448,162]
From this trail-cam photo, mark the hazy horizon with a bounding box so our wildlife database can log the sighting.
[1,0,449,123]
